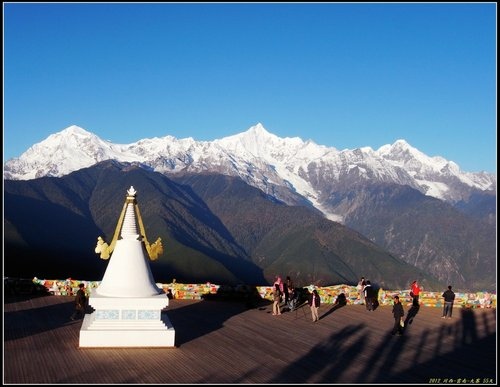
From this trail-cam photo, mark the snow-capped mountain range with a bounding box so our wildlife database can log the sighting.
[4,123,496,222]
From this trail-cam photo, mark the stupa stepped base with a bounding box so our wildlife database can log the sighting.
[79,312,175,347]
[79,292,175,347]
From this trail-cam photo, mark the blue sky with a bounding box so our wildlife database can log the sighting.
[3,3,497,173]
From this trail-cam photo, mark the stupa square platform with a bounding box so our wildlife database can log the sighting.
[79,292,174,347]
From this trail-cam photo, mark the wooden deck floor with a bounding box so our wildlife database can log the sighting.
[4,293,497,384]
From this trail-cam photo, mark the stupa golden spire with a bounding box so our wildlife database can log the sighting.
[94,185,163,260]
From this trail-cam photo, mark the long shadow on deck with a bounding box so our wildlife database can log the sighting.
[267,307,496,384]
[166,298,268,347]
[4,296,76,340]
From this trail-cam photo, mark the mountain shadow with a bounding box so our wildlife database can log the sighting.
[4,161,265,285]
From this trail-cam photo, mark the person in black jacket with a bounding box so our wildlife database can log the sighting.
[364,280,375,311]
[70,283,87,320]
[284,276,293,306]
[442,285,456,319]
[335,292,347,306]
[308,289,321,322]
[392,295,405,335]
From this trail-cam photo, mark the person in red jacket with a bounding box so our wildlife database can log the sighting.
[410,280,421,306]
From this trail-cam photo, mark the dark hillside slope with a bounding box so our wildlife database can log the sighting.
[171,173,443,290]
[329,183,496,291]
[4,161,263,285]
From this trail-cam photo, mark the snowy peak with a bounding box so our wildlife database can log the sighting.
[47,125,99,144]
[378,139,423,161]
[60,124,93,135]
[246,122,272,137]
[4,124,137,180]
[378,139,448,173]
[216,123,282,158]
[35,125,103,152]
[3,123,496,208]
[216,123,313,166]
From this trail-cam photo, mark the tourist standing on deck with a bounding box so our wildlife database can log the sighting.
[272,283,282,316]
[274,276,284,304]
[284,276,293,305]
[391,295,405,335]
[357,276,366,304]
[410,280,421,306]
[364,280,375,311]
[70,283,87,320]
[308,289,321,322]
[442,285,456,318]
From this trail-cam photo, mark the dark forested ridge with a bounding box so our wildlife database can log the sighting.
[4,161,494,292]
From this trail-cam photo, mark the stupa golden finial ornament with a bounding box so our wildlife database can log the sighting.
[127,186,137,197]
[94,186,164,261]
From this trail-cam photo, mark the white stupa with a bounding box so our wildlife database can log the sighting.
[79,186,175,347]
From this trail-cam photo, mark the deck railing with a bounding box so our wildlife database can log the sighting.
[18,277,496,309]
